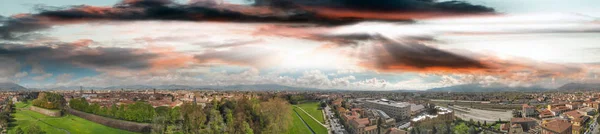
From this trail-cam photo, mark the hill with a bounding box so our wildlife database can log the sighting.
[0,82,26,91]
[427,84,549,92]
[558,83,600,90]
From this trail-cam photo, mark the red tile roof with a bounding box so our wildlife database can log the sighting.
[542,119,572,133]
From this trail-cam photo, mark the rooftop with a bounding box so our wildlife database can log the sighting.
[365,100,410,108]
[542,119,571,133]
[511,118,536,123]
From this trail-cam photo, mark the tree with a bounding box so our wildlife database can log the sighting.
[225,109,235,133]
[208,108,224,134]
[243,121,253,134]
[468,126,476,134]
[155,106,170,118]
[320,102,327,108]
[152,116,167,134]
[32,92,65,110]
[445,123,452,134]
[259,98,292,134]
[15,127,24,134]
[169,106,181,123]
[181,102,206,133]
[454,123,468,134]
[26,124,45,134]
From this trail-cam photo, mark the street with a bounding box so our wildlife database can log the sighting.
[324,105,348,134]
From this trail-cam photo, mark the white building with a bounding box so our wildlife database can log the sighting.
[362,99,411,121]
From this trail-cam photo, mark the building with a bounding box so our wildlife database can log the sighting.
[510,118,538,132]
[410,104,425,116]
[577,107,596,116]
[565,103,582,110]
[349,118,378,134]
[522,104,536,117]
[362,99,411,120]
[510,124,525,134]
[562,110,589,134]
[541,119,572,134]
[551,106,570,116]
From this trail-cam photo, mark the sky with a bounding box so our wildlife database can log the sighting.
[1,0,600,90]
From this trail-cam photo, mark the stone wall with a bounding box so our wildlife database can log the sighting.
[29,106,61,117]
[66,108,152,133]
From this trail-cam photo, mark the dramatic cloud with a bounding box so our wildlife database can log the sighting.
[0,40,157,70]
[258,0,494,12]
[365,39,487,71]
[0,0,495,39]
[3,0,600,90]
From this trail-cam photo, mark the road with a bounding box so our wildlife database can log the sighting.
[586,116,598,134]
[324,105,348,134]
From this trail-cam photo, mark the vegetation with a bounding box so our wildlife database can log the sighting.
[294,106,327,134]
[411,111,455,134]
[31,92,65,110]
[71,95,295,134]
[70,98,160,123]
[0,100,13,129]
[178,96,293,134]
[296,102,325,123]
[288,108,312,134]
[9,101,137,134]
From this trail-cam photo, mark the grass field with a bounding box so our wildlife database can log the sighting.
[296,102,325,124]
[286,108,313,134]
[294,107,327,134]
[8,101,138,134]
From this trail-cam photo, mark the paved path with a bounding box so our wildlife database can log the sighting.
[294,106,327,127]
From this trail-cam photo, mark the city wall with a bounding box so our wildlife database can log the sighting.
[29,106,61,117]
[66,108,152,133]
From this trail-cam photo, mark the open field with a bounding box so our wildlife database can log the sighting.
[449,105,512,123]
[296,102,325,123]
[433,101,522,110]
[8,101,138,134]
[287,108,313,134]
[293,106,327,134]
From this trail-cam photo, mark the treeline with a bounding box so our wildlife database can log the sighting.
[69,98,165,123]
[70,96,292,134]
[32,92,65,110]
[0,100,12,130]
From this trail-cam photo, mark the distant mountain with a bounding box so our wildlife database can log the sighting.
[221,84,321,91]
[558,83,600,90]
[427,84,549,92]
[97,84,321,91]
[0,82,27,91]
[103,85,194,90]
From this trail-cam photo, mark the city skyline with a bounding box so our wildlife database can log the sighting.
[1,0,600,90]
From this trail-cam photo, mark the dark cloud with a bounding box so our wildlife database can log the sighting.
[0,42,156,70]
[0,16,50,40]
[257,0,494,13]
[0,0,494,39]
[193,45,279,67]
[306,33,487,71]
[370,40,488,71]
